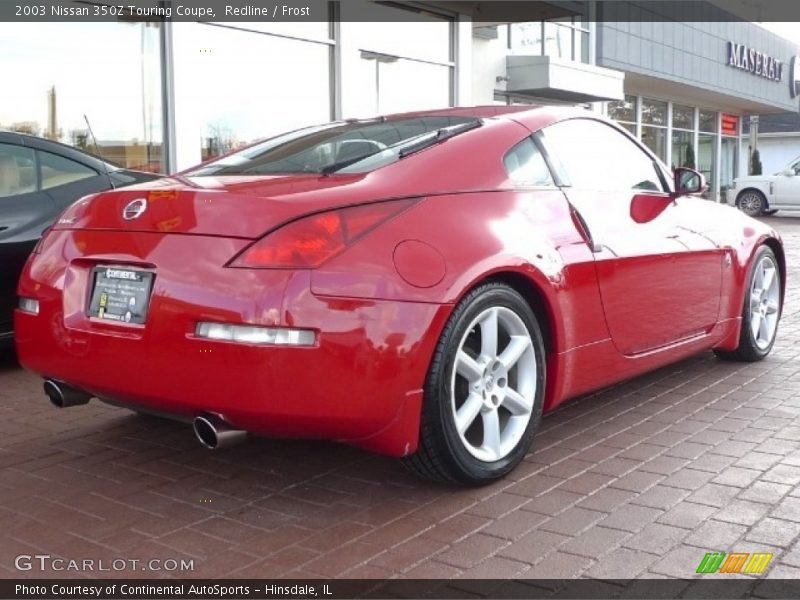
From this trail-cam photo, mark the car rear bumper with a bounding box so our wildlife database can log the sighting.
[14,230,450,456]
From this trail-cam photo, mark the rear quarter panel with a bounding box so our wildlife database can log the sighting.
[310,190,610,354]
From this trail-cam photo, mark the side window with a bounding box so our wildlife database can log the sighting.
[38,151,98,191]
[0,143,37,198]
[503,137,554,187]
[542,119,665,193]
[792,160,800,175]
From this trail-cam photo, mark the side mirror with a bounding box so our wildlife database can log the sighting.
[780,169,795,177]
[673,167,707,196]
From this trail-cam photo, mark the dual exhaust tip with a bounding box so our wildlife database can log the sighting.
[192,414,247,450]
[44,379,246,450]
[44,379,92,408]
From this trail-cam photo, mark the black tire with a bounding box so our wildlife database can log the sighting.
[736,190,767,217]
[715,245,781,362]
[402,282,546,485]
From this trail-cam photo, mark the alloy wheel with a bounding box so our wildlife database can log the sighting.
[738,192,764,216]
[450,306,536,462]
[749,255,780,350]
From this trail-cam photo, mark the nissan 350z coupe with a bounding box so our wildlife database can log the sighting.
[15,106,785,484]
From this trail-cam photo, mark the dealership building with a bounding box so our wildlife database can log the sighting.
[1,0,798,201]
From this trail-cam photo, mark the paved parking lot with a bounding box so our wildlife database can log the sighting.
[1,216,799,583]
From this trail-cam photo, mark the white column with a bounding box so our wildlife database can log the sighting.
[160,20,177,173]
[692,106,700,173]
[171,23,203,172]
[454,14,472,106]
[635,95,642,140]
[665,102,673,169]
[715,112,723,202]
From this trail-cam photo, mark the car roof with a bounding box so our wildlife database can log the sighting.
[378,104,595,134]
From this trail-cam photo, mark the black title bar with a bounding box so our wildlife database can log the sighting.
[4,578,800,599]
[4,1,800,23]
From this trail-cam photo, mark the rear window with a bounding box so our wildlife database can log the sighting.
[185,116,479,176]
[503,138,554,187]
[0,143,36,198]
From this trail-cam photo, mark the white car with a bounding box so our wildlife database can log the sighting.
[732,154,800,216]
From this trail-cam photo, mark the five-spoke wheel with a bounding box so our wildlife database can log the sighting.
[404,283,545,485]
[452,306,536,463]
[748,254,780,351]
[716,245,781,362]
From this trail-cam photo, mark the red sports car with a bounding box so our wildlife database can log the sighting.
[15,106,784,485]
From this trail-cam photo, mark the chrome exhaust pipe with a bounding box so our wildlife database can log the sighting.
[192,415,246,450]
[44,379,92,408]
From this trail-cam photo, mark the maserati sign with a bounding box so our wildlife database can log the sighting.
[727,41,784,82]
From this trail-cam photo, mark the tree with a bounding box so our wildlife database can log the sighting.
[682,143,696,169]
[750,148,763,175]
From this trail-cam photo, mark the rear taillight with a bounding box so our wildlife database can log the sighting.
[229,199,417,269]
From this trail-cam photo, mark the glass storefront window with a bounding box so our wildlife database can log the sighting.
[343,3,452,64]
[641,126,667,161]
[698,133,717,197]
[672,104,694,130]
[608,95,636,124]
[580,30,590,63]
[173,23,331,166]
[510,22,543,55]
[671,130,694,170]
[699,110,718,133]
[342,2,453,123]
[0,22,163,172]
[642,99,667,126]
[617,122,636,135]
[510,19,589,63]
[354,53,451,117]
[720,137,738,199]
[544,22,572,60]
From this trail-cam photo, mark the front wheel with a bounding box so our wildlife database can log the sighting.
[403,283,545,485]
[715,245,781,362]
[737,190,766,217]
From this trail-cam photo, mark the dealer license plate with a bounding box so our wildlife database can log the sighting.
[88,266,154,325]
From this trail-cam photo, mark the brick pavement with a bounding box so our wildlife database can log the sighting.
[0,216,798,581]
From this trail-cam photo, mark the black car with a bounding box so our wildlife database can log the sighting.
[0,131,161,345]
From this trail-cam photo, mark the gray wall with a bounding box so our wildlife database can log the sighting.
[596,2,800,112]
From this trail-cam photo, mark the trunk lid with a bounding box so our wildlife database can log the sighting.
[55,174,376,239]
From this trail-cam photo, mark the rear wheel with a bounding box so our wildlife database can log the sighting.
[737,190,766,217]
[403,283,545,485]
[715,245,781,362]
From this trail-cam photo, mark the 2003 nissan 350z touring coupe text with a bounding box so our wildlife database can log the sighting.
[15,106,785,485]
